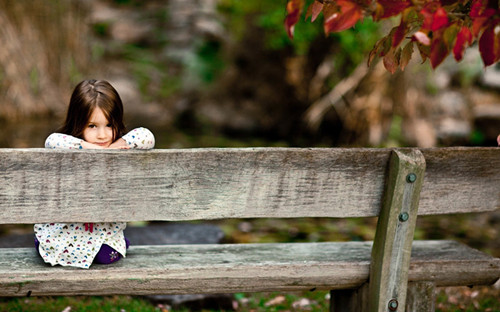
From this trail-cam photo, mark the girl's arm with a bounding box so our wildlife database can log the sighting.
[117,127,155,150]
[45,133,84,149]
[45,128,155,150]
[45,133,109,149]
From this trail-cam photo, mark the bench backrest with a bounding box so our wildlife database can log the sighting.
[0,147,498,224]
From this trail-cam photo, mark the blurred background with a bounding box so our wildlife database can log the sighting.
[0,0,499,149]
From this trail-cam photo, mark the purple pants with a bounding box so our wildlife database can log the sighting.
[35,237,130,265]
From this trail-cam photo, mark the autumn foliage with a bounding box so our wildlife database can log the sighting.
[285,0,500,73]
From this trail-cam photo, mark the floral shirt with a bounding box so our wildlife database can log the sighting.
[35,127,155,268]
[35,223,127,269]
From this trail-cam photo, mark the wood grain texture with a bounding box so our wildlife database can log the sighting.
[369,150,426,312]
[420,147,500,215]
[0,147,498,223]
[405,282,436,312]
[0,240,497,297]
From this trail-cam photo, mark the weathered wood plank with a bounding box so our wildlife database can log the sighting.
[0,241,498,296]
[0,147,498,223]
[420,147,500,215]
[369,150,426,312]
[405,282,435,312]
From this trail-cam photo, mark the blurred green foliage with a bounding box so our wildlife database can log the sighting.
[93,22,111,37]
[217,0,380,69]
[385,115,406,147]
[470,129,486,145]
[194,40,225,84]
[29,67,40,96]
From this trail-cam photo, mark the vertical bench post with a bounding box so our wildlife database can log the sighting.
[369,149,426,312]
[405,281,436,312]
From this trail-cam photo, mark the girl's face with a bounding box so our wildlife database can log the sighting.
[82,107,113,147]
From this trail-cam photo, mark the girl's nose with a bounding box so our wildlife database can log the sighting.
[97,128,106,138]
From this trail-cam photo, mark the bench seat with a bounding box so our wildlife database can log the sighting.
[1,240,498,297]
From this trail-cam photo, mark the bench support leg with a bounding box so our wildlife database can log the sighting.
[369,149,426,312]
[330,284,369,312]
[405,281,435,312]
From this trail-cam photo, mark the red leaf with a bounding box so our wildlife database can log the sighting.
[470,0,496,18]
[400,41,414,70]
[383,47,399,74]
[324,0,363,33]
[285,0,304,39]
[421,3,449,31]
[430,31,449,68]
[322,1,339,19]
[375,0,411,20]
[470,0,498,36]
[453,26,472,61]
[420,7,434,30]
[306,1,324,22]
[479,23,499,66]
[472,17,488,37]
[497,29,500,63]
[431,7,449,31]
[443,23,460,47]
[368,36,389,66]
[417,42,431,62]
[392,19,407,48]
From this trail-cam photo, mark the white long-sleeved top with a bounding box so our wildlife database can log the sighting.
[35,127,155,268]
[44,127,155,150]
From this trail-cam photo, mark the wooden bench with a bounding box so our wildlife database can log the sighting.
[0,147,499,311]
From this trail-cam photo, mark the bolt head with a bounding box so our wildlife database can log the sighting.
[406,173,417,183]
[399,212,409,222]
[388,299,399,311]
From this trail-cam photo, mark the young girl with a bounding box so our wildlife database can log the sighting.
[35,79,155,269]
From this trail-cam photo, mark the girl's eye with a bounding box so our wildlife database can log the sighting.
[106,124,112,127]
[88,124,96,128]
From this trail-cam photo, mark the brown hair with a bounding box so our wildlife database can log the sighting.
[58,79,126,141]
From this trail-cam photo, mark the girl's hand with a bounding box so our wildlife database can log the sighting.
[112,145,130,150]
[80,141,107,149]
[80,138,130,149]
[108,138,130,149]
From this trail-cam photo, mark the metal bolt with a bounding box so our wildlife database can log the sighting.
[399,212,409,222]
[388,299,399,311]
[406,173,417,183]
